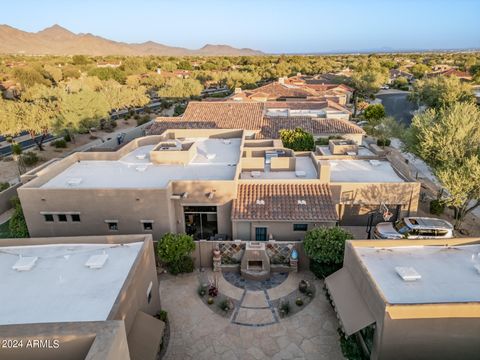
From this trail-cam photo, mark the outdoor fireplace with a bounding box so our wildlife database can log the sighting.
[240,242,271,281]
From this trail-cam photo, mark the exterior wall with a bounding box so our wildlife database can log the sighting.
[331,182,420,226]
[232,221,336,242]
[0,183,20,214]
[18,187,173,239]
[108,237,161,334]
[0,321,129,360]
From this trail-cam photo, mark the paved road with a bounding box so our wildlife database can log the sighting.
[376,91,418,125]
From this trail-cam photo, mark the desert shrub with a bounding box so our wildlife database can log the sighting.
[218,298,231,312]
[376,138,391,147]
[363,104,385,120]
[338,329,365,360]
[295,297,304,306]
[52,139,67,148]
[279,128,314,151]
[304,227,353,278]
[197,284,207,297]
[137,115,151,126]
[174,104,186,116]
[430,199,445,215]
[0,182,9,192]
[279,300,291,317]
[8,197,29,238]
[156,233,195,275]
[21,151,39,166]
[156,310,168,322]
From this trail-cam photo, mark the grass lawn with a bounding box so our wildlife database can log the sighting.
[0,221,11,238]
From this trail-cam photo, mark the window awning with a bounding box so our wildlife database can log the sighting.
[325,267,375,336]
[127,311,165,360]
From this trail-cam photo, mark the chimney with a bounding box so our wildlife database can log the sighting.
[234,87,242,94]
[278,77,285,84]
[318,160,331,183]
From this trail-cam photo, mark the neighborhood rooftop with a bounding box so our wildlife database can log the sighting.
[328,159,405,183]
[356,244,480,304]
[0,242,143,325]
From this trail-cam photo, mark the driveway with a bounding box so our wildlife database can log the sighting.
[159,272,345,360]
[376,90,418,125]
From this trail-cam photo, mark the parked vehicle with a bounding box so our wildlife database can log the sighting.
[373,217,454,239]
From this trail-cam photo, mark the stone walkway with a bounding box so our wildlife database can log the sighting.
[159,271,345,360]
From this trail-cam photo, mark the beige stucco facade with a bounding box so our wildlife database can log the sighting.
[0,234,162,360]
[18,129,419,241]
[326,238,480,360]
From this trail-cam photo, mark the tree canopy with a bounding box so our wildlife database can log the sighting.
[279,128,314,151]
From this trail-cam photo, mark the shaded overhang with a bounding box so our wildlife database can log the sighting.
[325,267,375,336]
[127,311,165,360]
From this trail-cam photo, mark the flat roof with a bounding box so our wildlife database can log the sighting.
[356,245,480,304]
[329,159,404,183]
[0,242,143,325]
[317,146,375,157]
[41,138,241,189]
[240,157,318,180]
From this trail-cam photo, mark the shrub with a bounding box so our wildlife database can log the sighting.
[156,310,168,322]
[338,329,364,360]
[218,298,231,312]
[63,132,72,142]
[363,104,385,120]
[0,182,9,192]
[137,115,151,126]
[8,197,29,238]
[208,284,219,297]
[430,199,445,215]
[134,114,140,120]
[169,256,194,275]
[207,297,214,305]
[376,138,391,147]
[304,227,353,278]
[279,128,314,151]
[156,233,195,275]
[11,143,22,156]
[21,152,39,166]
[299,280,310,294]
[279,300,291,317]
[295,298,304,306]
[197,284,207,297]
[52,139,67,148]
[174,104,186,116]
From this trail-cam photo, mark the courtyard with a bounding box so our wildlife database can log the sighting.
[159,271,345,360]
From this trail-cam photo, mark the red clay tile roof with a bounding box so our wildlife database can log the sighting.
[261,117,364,138]
[182,101,265,129]
[245,82,317,99]
[232,183,338,221]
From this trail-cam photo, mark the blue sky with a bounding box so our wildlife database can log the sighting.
[1,0,479,53]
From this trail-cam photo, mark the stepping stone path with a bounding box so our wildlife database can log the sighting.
[231,288,279,327]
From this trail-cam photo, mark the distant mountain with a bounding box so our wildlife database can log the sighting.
[0,24,264,56]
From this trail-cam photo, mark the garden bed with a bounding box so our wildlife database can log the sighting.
[272,279,316,318]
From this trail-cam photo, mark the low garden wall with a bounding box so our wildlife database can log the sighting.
[192,240,309,271]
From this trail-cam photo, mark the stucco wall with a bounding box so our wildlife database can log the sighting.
[0,183,20,214]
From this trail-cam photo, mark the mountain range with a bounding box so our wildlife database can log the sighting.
[0,24,264,56]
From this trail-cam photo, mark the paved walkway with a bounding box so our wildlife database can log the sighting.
[159,271,345,360]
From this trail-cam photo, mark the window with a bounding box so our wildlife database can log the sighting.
[255,227,267,241]
[293,224,308,231]
[44,214,54,222]
[143,222,153,231]
[436,229,449,237]
[71,214,81,222]
[107,221,118,231]
[58,214,67,222]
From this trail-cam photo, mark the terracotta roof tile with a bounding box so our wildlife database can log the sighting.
[260,117,364,138]
[232,183,338,221]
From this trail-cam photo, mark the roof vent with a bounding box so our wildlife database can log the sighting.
[251,171,262,178]
[136,166,147,172]
[222,139,231,145]
[206,153,216,160]
[369,160,381,167]
[295,170,306,178]
[135,154,146,160]
[12,256,38,271]
[256,199,265,205]
[67,178,82,186]
[85,253,109,269]
[297,200,307,205]
[395,266,421,281]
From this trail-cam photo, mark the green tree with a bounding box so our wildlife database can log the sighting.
[279,128,314,151]
[409,76,474,109]
[351,64,389,116]
[88,67,126,84]
[364,116,404,147]
[72,55,89,65]
[410,63,430,79]
[13,67,50,89]
[363,104,385,120]
[99,80,149,112]
[156,233,195,274]
[303,227,353,278]
[406,102,480,229]
[8,197,29,238]
[157,77,203,98]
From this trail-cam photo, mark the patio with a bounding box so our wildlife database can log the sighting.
[159,271,345,360]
